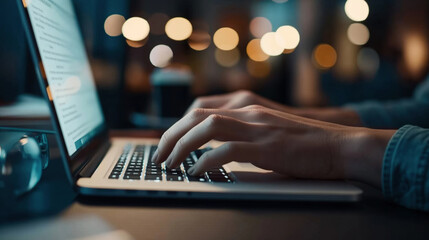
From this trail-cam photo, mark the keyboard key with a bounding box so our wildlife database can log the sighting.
[167,175,184,181]
[146,170,162,175]
[187,176,206,182]
[124,175,141,180]
[210,177,232,183]
[145,175,162,181]
[109,174,119,179]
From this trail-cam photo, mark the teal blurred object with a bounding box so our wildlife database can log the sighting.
[0,132,49,197]
[0,0,27,102]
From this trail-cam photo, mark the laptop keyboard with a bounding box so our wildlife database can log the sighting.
[108,145,233,183]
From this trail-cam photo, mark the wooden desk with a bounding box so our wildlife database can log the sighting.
[2,131,429,240]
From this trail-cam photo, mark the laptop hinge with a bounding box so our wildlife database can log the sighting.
[78,140,111,178]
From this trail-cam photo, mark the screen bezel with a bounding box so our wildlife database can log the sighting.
[17,0,110,183]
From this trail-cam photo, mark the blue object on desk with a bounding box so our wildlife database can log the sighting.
[0,132,49,196]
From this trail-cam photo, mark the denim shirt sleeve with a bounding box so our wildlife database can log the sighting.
[382,125,429,212]
[345,74,429,129]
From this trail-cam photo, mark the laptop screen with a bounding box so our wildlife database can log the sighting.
[26,0,105,156]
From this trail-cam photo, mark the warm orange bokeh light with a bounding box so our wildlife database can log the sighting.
[165,17,193,41]
[313,44,337,69]
[188,31,211,51]
[246,39,269,62]
[213,27,239,51]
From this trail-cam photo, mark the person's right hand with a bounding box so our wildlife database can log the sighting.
[153,105,393,187]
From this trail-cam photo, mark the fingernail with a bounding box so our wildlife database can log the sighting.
[151,150,158,163]
[188,166,195,176]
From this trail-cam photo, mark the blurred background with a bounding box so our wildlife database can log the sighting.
[1,0,428,129]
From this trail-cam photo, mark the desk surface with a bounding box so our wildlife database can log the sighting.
[2,130,429,240]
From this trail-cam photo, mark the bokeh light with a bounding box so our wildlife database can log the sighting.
[357,47,379,78]
[246,60,271,78]
[148,13,169,35]
[188,31,211,51]
[165,17,193,41]
[104,14,125,37]
[275,25,300,50]
[260,32,283,56]
[403,33,429,78]
[125,62,150,92]
[215,48,240,67]
[122,17,150,41]
[345,0,369,22]
[347,23,370,45]
[246,39,269,62]
[213,27,239,51]
[313,44,337,69]
[249,17,272,38]
[150,45,173,68]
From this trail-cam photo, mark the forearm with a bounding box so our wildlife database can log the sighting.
[337,127,395,188]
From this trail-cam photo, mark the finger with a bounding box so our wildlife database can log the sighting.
[154,108,264,164]
[166,115,258,168]
[188,142,260,176]
[186,94,232,113]
[219,95,252,109]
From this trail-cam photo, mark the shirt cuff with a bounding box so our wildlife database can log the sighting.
[382,125,429,211]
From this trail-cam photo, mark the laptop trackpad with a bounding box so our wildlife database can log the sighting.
[225,162,292,183]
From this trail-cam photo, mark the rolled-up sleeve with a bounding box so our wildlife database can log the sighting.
[346,75,429,129]
[382,125,429,212]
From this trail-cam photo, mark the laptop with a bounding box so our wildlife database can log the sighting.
[18,0,362,201]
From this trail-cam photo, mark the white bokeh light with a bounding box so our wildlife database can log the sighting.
[347,23,370,45]
[260,32,284,56]
[122,17,150,41]
[150,45,173,68]
[345,0,369,22]
[275,25,300,50]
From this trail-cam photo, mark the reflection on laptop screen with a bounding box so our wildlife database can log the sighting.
[27,0,104,156]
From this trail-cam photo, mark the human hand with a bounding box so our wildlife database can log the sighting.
[188,90,362,127]
[152,105,392,186]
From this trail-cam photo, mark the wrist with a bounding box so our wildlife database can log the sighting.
[339,128,395,188]
[293,108,363,127]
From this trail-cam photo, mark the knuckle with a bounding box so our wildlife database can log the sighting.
[207,114,224,126]
[176,137,186,149]
[193,98,204,107]
[243,104,263,110]
[238,89,252,97]
[189,108,206,120]
[244,106,267,119]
